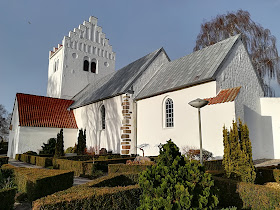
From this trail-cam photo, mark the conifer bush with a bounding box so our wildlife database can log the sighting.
[222,119,256,183]
[138,140,218,209]
[77,129,86,155]
[40,138,56,155]
[54,129,64,158]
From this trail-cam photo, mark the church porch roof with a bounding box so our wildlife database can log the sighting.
[204,86,241,105]
[16,93,78,129]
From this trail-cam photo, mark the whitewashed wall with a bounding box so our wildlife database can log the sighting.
[260,98,280,159]
[136,81,236,157]
[47,16,115,100]
[8,99,20,158]
[73,95,123,154]
[16,127,77,157]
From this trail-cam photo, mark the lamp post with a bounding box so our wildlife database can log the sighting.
[188,98,209,165]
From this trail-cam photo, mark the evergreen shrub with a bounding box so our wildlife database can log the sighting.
[77,129,86,155]
[223,119,256,183]
[1,164,73,201]
[40,138,56,156]
[0,156,8,167]
[32,173,141,210]
[138,140,218,209]
[15,154,21,161]
[237,182,280,209]
[108,164,150,174]
[0,187,16,210]
[35,156,53,167]
[54,129,64,158]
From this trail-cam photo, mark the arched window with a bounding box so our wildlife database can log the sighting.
[91,61,96,73]
[165,98,174,127]
[83,60,89,71]
[100,105,105,130]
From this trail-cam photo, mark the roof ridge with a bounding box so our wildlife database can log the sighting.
[17,93,74,102]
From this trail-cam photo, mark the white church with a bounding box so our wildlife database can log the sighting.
[7,16,280,160]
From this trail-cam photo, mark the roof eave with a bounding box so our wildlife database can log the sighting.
[135,78,215,101]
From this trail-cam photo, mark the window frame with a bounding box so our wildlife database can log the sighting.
[164,98,174,128]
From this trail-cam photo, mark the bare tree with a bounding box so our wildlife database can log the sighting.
[0,104,10,141]
[194,10,279,96]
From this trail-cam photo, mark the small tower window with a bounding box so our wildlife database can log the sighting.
[100,105,105,130]
[83,60,89,71]
[91,61,96,73]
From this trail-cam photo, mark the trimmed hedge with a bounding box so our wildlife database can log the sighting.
[108,164,150,174]
[0,156,8,167]
[1,164,74,201]
[237,182,280,209]
[204,159,223,171]
[53,157,135,176]
[32,173,141,210]
[0,187,16,210]
[212,176,243,209]
[15,154,21,161]
[30,155,36,165]
[255,168,280,184]
[36,156,53,167]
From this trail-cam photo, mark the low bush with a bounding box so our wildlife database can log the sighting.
[36,156,53,167]
[0,187,16,210]
[273,169,280,183]
[204,159,223,171]
[108,164,150,174]
[0,156,8,167]
[53,157,135,176]
[20,154,30,163]
[32,173,141,210]
[30,156,36,165]
[1,164,74,201]
[237,182,280,209]
[24,151,37,156]
[58,155,92,161]
[15,154,21,161]
[212,176,243,209]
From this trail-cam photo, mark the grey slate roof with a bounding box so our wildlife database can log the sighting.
[135,35,240,100]
[70,48,164,109]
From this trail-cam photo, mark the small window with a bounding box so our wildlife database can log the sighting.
[100,105,105,130]
[165,98,174,127]
[83,60,89,71]
[91,61,96,73]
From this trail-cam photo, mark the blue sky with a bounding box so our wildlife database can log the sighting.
[1,0,280,112]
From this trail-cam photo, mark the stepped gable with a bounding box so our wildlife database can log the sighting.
[136,35,241,100]
[16,93,78,128]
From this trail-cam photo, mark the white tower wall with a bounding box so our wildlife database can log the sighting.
[47,16,116,99]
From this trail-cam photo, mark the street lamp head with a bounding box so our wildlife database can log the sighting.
[188,98,209,109]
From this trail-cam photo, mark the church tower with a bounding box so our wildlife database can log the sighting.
[47,16,116,99]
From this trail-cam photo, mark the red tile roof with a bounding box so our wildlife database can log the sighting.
[16,93,78,129]
[205,87,241,105]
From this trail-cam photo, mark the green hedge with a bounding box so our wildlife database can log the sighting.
[0,187,16,210]
[36,156,53,167]
[32,173,141,210]
[237,182,280,209]
[0,156,8,167]
[255,168,280,184]
[15,154,21,161]
[2,164,74,201]
[53,157,135,176]
[204,159,223,171]
[212,176,243,209]
[30,156,36,165]
[108,164,150,174]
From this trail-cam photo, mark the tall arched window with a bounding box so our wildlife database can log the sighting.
[100,105,105,130]
[83,60,89,71]
[91,61,96,73]
[165,98,174,127]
